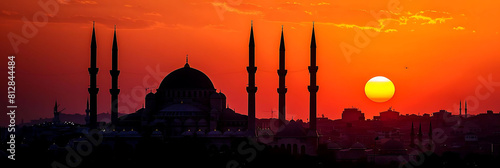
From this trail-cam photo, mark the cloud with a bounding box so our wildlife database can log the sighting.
[453,26,465,30]
[310,2,330,6]
[211,2,262,15]
[56,0,97,5]
[329,10,455,33]
[304,11,312,15]
[76,1,97,5]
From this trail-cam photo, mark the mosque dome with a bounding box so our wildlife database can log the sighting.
[350,142,366,150]
[158,63,215,91]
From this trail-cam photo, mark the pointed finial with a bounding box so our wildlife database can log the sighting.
[114,24,116,30]
[251,20,253,27]
[184,54,190,68]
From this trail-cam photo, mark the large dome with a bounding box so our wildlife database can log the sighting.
[158,63,215,90]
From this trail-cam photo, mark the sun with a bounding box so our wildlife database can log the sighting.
[364,76,395,103]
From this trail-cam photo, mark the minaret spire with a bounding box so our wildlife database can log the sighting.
[459,100,462,117]
[88,21,99,128]
[185,54,190,68]
[110,25,120,125]
[53,101,60,124]
[247,21,257,136]
[465,101,468,119]
[277,25,287,126]
[308,23,318,135]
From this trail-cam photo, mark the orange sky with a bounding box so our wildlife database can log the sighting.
[1,0,500,124]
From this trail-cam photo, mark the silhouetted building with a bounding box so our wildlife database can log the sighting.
[110,25,120,125]
[247,21,257,136]
[118,61,247,136]
[380,107,399,121]
[88,21,99,128]
[342,108,365,122]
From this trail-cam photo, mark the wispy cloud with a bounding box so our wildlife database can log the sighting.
[211,2,262,15]
[453,26,465,30]
[330,10,455,33]
[310,2,330,6]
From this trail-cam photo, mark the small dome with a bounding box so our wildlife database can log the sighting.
[117,129,141,138]
[219,92,226,99]
[234,129,246,137]
[196,129,206,136]
[351,142,366,150]
[223,129,234,136]
[103,129,118,137]
[48,143,59,150]
[207,129,222,136]
[181,129,194,136]
[327,142,342,150]
[151,129,162,137]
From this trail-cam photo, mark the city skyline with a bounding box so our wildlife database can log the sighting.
[1,0,500,125]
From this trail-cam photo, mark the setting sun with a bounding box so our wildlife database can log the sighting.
[364,76,395,103]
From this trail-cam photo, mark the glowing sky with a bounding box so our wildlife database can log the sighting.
[1,0,500,124]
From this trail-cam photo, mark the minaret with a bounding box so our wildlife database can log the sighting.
[110,25,120,125]
[308,23,318,134]
[85,99,90,125]
[277,26,287,126]
[465,101,468,119]
[88,21,99,128]
[247,21,257,136]
[53,101,60,124]
[410,122,415,147]
[459,100,462,117]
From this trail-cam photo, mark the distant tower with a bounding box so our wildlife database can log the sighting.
[88,21,99,128]
[308,23,318,134]
[277,26,287,126]
[465,101,468,119]
[247,21,257,136]
[418,122,422,143]
[85,99,90,125]
[110,25,120,125]
[53,101,60,124]
[410,122,415,147]
[459,100,462,117]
